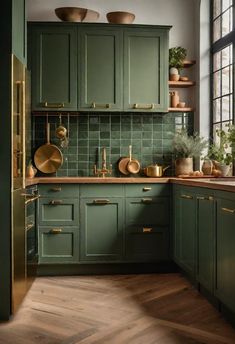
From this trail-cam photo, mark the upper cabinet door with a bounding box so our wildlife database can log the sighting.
[79,28,122,111]
[12,0,26,65]
[29,25,77,111]
[124,29,169,112]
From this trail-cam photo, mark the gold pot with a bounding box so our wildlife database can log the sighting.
[143,164,170,177]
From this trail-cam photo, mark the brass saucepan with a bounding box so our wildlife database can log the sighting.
[34,122,63,173]
[144,164,170,177]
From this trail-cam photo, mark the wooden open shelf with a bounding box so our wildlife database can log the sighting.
[183,60,196,68]
[168,107,194,112]
[168,81,195,88]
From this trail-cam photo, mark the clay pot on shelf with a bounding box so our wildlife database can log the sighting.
[175,157,193,176]
[177,102,186,108]
[170,91,180,108]
[170,74,180,81]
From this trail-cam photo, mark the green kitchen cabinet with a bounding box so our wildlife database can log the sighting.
[80,198,124,262]
[79,27,122,111]
[38,198,79,227]
[28,24,77,111]
[173,186,196,277]
[12,0,26,64]
[216,196,235,313]
[38,226,79,263]
[196,192,215,293]
[123,28,169,112]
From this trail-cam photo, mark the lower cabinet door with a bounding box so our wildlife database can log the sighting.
[80,198,123,261]
[216,198,235,312]
[125,226,169,262]
[39,227,79,263]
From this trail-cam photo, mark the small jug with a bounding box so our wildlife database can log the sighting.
[26,162,37,178]
[170,91,179,108]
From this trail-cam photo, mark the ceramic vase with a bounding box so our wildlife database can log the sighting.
[175,157,193,176]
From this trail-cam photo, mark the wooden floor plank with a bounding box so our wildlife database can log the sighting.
[0,273,235,344]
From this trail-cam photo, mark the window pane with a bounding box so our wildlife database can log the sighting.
[213,71,221,98]
[230,95,233,120]
[213,0,221,18]
[213,98,221,122]
[213,51,221,71]
[213,17,221,42]
[221,45,231,67]
[213,123,221,145]
[222,9,232,37]
[222,66,230,95]
[221,96,230,121]
[222,0,232,11]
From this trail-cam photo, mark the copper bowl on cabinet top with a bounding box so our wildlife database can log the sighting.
[106,11,135,24]
[55,7,99,22]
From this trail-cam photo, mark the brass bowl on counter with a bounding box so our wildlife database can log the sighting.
[55,7,100,22]
[106,11,135,24]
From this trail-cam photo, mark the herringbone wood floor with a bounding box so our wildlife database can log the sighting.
[0,273,235,344]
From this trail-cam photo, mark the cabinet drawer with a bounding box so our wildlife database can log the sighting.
[126,197,169,226]
[39,226,79,263]
[125,226,169,262]
[125,184,170,197]
[80,184,124,198]
[38,184,79,198]
[38,198,79,226]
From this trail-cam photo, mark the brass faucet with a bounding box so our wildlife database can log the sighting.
[93,147,112,178]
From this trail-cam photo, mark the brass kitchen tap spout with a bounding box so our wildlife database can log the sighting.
[93,147,112,178]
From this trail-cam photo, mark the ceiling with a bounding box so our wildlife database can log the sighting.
[26,0,183,24]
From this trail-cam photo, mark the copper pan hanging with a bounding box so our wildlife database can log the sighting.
[34,121,63,173]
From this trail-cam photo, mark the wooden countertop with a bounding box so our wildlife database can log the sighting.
[25,176,235,192]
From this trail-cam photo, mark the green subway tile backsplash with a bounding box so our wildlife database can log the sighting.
[32,112,194,177]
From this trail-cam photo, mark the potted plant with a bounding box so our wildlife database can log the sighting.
[206,125,235,176]
[169,47,187,81]
[172,130,208,176]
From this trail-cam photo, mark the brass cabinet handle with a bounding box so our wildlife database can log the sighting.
[91,102,111,109]
[50,187,62,192]
[143,227,153,233]
[43,102,65,108]
[93,199,110,204]
[133,103,154,110]
[141,198,153,203]
[143,187,152,191]
[25,195,40,204]
[26,222,34,231]
[181,194,193,199]
[50,228,63,234]
[221,207,235,214]
[197,196,214,201]
[50,200,63,205]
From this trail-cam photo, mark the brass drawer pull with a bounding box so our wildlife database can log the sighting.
[26,223,34,231]
[197,196,214,201]
[25,195,40,204]
[50,228,63,234]
[143,187,152,191]
[50,187,62,192]
[143,227,153,233]
[221,207,235,214]
[91,102,111,109]
[133,103,154,110]
[141,198,153,203]
[181,194,193,200]
[43,102,65,108]
[50,200,63,205]
[93,199,110,204]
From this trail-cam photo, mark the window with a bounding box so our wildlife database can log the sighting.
[211,0,234,143]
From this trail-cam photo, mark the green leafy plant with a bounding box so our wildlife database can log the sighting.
[172,130,208,158]
[169,47,187,70]
[206,124,235,165]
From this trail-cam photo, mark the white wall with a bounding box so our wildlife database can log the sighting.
[27,0,199,59]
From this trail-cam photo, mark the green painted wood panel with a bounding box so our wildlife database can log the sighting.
[79,27,122,111]
[29,24,77,111]
[38,198,79,226]
[216,198,235,312]
[126,197,169,226]
[39,226,79,263]
[12,0,26,64]
[173,187,196,276]
[197,195,215,293]
[123,28,169,112]
[125,184,170,197]
[125,226,169,262]
[38,184,79,198]
[80,198,123,261]
[80,184,124,198]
